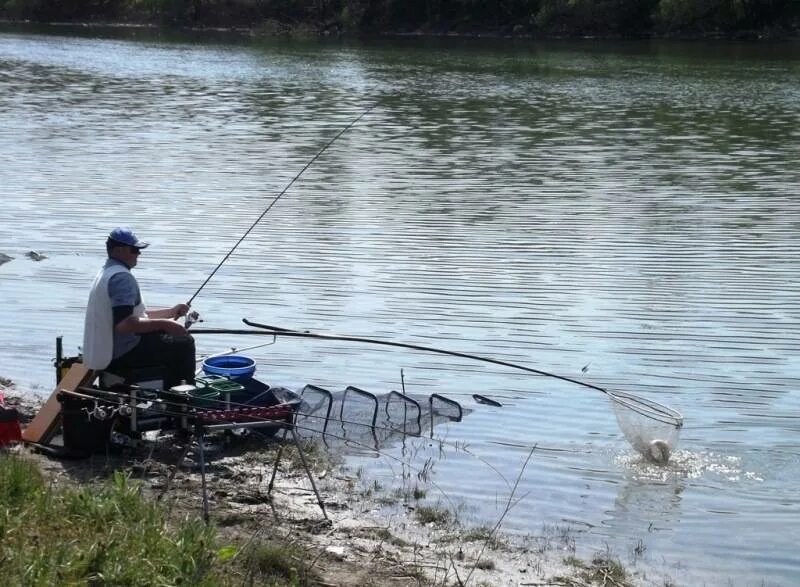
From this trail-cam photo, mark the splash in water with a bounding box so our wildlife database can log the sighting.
[617,449,764,483]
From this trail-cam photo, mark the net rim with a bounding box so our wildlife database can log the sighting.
[607,390,683,427]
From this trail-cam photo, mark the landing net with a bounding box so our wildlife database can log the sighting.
[609,390,682,462]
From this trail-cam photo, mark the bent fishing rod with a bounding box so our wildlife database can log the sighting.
[192,319,603,389]
[185,105,376,310]
[190,319,683,427]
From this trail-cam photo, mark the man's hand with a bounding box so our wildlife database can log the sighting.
[172,303,191,319]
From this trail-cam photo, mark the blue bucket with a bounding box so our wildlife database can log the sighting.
[201,355,256,380]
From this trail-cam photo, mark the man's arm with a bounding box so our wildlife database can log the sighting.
[115,314,188,336]
[146,304,190,320]
[108,271,189,337]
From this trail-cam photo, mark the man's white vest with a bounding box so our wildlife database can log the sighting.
[83,263,146,369]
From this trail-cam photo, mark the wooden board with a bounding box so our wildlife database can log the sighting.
[22,363,95,444]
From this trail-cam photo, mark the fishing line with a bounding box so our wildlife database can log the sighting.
[186,105,376,307]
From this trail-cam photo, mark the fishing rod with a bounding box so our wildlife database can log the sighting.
[189,319,683,427]
[194,321,604,392]
[189,321,593,386]
[186,105,376,308]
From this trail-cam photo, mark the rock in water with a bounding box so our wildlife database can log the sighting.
[0,253,12,266]
[647,439,671,464]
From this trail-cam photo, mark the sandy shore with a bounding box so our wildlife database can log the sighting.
[1,380,644,586]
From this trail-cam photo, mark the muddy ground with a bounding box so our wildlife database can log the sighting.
[2,383,646,586]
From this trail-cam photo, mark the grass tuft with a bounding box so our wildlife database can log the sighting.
[580,554,630,586]
[461,525,494,542]
[243,540,309,584]
[414,505,451,525]
[0,452,44,506]
[563,555,585,568]
[0,456,218,585]
[0,453,319,586]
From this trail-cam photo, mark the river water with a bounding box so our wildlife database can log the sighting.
[1,25,798,585]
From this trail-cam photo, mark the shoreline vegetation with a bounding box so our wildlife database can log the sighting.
[0,385,655,586]
[1,0,799,40]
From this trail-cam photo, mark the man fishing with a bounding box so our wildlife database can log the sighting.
[83,227,195,390]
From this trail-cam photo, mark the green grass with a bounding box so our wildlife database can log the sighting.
[461,525,494,542]
[414,505,451,526]
[0,454,217,585]
[552,553,633,587]
[577,554,631,587]
[391,484,427,502]
[552,553,631,587]
[0,453,318,586]
[242,541,310,585]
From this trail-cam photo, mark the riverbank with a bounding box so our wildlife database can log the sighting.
[1,1,799,41]
[1,384,651,586]
[3,17,799,42]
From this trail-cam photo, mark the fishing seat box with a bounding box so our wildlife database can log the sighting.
[58,394,116,454]
[0,407,22,446]
[99,365,166,390]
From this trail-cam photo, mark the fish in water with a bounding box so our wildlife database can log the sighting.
[647,439,671,464]
[25,251,47,261]
[472,394,502,407]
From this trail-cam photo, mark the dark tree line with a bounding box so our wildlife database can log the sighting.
[2,0,798,36]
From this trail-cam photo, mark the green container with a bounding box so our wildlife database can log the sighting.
[188,387,220,408]
[193,376,245,408]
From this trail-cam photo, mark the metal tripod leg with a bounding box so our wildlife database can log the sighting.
[197,426,210,523]
[158,438,193,501]
[266,425,328,520]
[267,427,288,495]
[289,426,328,520]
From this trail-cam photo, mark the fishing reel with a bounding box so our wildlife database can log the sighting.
[82,401,135,421]
[83,402,110,421]
[184,310,201,329]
